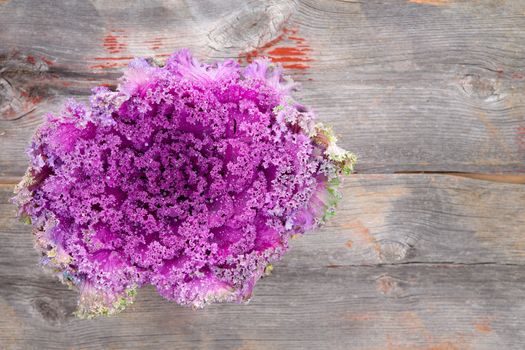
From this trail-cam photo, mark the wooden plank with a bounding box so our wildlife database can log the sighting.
[1,174,524,348]
[1,264,524,350]
[296,174,525,267]
[1,0,525,177]
[2,174,524,268]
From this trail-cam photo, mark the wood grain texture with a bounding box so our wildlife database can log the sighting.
[1,0,525,176]
[1,174,524,349]
[1,1,525,349]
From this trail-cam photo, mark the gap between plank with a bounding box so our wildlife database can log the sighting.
[325,261,525,269]
[394,172,525,184]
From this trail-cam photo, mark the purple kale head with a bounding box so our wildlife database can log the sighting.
[13,49,356,318]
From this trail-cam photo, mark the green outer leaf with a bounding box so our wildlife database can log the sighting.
[312,123,357,175]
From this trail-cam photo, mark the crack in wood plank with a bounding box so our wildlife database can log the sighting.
[394,172,525,184]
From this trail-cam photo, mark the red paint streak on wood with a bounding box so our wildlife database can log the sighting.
[19,90,42,104]
[261,34,285,50]
[103,32,127,54]
[267,47,309,56]
[40,56,54,66]
[511,72,524,80]
[238,27,313,71]
[270,56,313,63]
[240,34,286,63]
[283,63,310,69]
[93,31,170,69]
[282,27,298,34]
[145,37,164,51]
[346,240,353,248]
[26,55,36,65]
[91,29,132,69]
[288,35,305,43]
[103,34,117,46]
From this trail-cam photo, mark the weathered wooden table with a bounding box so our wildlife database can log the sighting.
[1,1,525,349]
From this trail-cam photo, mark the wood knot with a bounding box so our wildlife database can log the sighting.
[0,52,51,121]
[378,240,413,263]
[459,74,502,102]
[376,274,404,297]
[33,297,68,325]
[207,1,293,51]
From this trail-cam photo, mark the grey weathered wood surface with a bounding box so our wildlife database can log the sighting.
[1,0,525,176]
[1,175,525,349]
[1,0,525,349]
